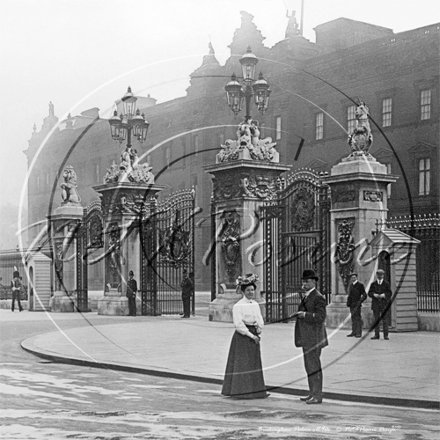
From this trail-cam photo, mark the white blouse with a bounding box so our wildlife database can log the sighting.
[232,296,264,338]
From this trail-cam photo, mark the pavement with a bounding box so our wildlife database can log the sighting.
[8,296,440,410]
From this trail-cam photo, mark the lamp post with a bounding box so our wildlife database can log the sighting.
[108,86,150,147]
[225,46,271,122]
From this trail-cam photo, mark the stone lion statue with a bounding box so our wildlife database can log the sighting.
[60,165,81,204]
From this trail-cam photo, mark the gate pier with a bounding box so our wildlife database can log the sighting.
[325,151,398,328]
[48,169,84,312]
[93,182,164,316]
[205,157,289,322]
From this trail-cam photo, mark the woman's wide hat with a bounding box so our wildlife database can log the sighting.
[236,273,259,288]
[301,269,318,281]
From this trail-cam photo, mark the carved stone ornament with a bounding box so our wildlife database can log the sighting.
[335,190,356,203]
[212,174,242,201]
[101,191,152,218]
[54,240,63,290]
[216,119,279,163]
[219,210,241,284]
[104,146,154,184]
[88,214,103,248]
[158,216,191,268]
[242,175,278,200]
[334,218,355,291]
[213,171,279,202]
[106,223,121,288]
[60,165,81,205]
[345,102,374,161]
[290,188,315,232]
[363,190,383,202]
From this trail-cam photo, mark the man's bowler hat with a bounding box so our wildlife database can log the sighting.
[301,269,318,281]
[129,270,134,276]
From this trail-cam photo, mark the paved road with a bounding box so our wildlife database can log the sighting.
[1,309,439,439]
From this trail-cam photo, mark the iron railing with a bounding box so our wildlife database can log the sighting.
[378,213,440,313]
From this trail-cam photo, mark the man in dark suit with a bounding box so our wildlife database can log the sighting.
[11,268,23,312]
[180,270,194,318]
[346,273,367,338]
[126,270,138,316]
[368,269,392,340]
[294,269,328,404]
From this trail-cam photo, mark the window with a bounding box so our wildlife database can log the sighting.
[259,122,265,138]
[347,105,356,133]
[45,170,50,189]
[181,140,186,167]
[276,116,282,140]
[36,173,41,191]
[93,162,100,183]
[165,146,171,167]
[419,158,430,195]
[386,164,392,198]
[382,98,392,127]
[193,135,199,157]
[420,89,431,120]
[315,112,324,140]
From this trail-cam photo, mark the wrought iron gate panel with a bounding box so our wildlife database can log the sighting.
[263,169,331,322]
[76,219,88,312]
[141,190,195,315]
[76,200,104,312]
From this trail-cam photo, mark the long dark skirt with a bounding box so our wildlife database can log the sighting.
[221,326,268,399]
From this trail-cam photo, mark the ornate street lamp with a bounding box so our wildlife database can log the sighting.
[109,86,150,147]
[225,46,271,121]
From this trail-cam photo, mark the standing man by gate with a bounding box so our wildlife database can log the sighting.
[180,270,194,319]
[294,269,328,404]
[346,273,367,338]
[126,270,138,317]
[368,269,392,340]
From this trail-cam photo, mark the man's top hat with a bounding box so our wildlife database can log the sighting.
[301,269,318,281]
[13,266,19,278]
[129,270,134,276]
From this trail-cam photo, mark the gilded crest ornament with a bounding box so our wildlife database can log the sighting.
[158,214,191,267]
[290,188,315,231]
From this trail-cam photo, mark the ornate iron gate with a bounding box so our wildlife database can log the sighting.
[262,169,331,323]
[76,200,104,312]
[140,189,195,315]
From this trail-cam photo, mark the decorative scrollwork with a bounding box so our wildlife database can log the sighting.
[158,212,191,268]
[219,210,241,284]
[290,188,315,231]
[334,219,356,291]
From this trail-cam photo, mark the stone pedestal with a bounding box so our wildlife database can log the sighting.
[205,160,290,322]
[47,204,83,312]
[325,155,398,328]
[93,181,164,315]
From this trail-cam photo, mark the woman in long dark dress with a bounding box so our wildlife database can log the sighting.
[221,274,269,399]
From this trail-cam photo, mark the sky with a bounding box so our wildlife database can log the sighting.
[0,0,439,214]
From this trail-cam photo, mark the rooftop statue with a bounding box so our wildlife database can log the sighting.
[60,165,81,205]
[104,146,154,184]
[346,101,374,160]
[217,118,279,163]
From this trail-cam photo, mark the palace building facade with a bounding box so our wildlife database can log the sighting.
[25,12,439,290]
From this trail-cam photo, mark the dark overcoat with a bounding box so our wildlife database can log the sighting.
[294,289,328,350]
[347,282,367,307]
[126,279,138,298]
[368,280,392,312]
